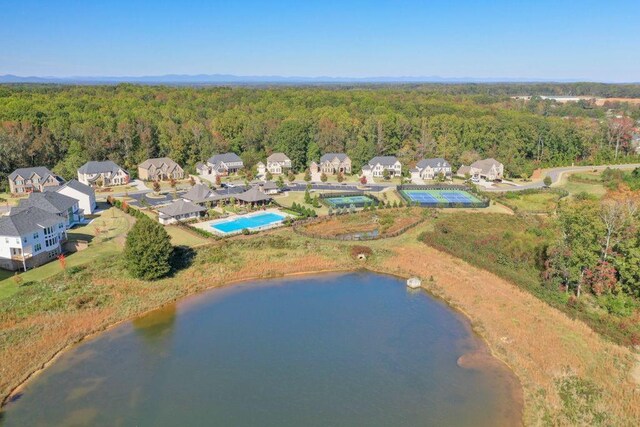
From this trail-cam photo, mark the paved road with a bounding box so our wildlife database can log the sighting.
[482,163,640,192]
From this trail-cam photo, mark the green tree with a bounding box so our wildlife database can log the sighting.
[124,217,173,280]
[320,172,328,182]
[543,176,552,187]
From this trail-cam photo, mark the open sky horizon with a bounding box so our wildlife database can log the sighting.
[2,0,639,82]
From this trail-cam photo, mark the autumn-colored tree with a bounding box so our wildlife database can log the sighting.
[582,261,618,295]
[153,181,161,192]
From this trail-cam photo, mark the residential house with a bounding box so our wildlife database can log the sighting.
[0,206,66,271]
[318,153,352,175]
[54,179,97,215]
[157,200,206,225]
[198,153,244,177]
[457,158,504,181]
[361,156,402,178]
[266,153,292,175]
[410,158,452,182]
[138,157,184,181]
[14,191,84,227]
[8,167,62,194]
[77,161,129,187]
[256,162,267,177]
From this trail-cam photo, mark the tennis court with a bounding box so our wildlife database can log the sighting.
[400,188,485,207]
[322,194,378,208]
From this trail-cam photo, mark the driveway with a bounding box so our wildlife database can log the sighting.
[481,163,640,192]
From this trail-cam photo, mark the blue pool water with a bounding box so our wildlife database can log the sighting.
[212,212,286,234]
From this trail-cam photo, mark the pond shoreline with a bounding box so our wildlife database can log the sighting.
[1,266,524,426]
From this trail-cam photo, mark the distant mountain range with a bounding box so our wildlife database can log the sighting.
[0,74,600,85]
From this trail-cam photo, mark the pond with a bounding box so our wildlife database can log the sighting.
[1,272,522,426]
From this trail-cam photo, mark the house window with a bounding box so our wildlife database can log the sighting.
[33,232,39,239]
[34,243,42,252]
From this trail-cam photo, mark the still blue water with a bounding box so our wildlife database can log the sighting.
[0,273,520,426]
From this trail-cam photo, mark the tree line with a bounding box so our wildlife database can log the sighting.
[1,84,639,190]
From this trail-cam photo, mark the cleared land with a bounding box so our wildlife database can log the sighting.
[298,208,425,238]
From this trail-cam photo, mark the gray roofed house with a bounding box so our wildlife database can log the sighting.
[411,158,452,182]
[77,161,129,187]
[8,167,62,194]
[201,153,244,175]
[0,206,62,236]
[14,191,84,226]
[362,156,402,178]
[0,206,67,271]
[138,157,184,181]
[54,179,97,215]
[157,199,206,225]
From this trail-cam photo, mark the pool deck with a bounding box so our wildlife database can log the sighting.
[191,208,292,235]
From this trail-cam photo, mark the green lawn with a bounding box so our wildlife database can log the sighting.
[275,191,329,216]
[0,207,133,300]
[502,192,562,213]
[165,226,211,247]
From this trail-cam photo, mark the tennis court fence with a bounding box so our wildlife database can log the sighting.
[397,185,490,208]
[318,192,380,208]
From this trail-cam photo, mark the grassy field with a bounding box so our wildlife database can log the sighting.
[299,207,426,238]
[165,225,211,247]
[1,217,639,424]
[274,191,330,215]
[497,191,563,213]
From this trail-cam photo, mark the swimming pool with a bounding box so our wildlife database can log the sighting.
[211,212,287,234]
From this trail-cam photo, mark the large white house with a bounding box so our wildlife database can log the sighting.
[77,161,129,187]
[361,156,402,178]
[457,158,504,181]
[410,158,452,183]
[54,179,97,215]
[197,153,244,177]
[0,206,67,271]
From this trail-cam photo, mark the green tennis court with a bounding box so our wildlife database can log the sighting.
[323,194,377,208]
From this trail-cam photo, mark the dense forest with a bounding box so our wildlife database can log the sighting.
[1,84,639,189]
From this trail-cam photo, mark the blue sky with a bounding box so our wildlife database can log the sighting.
[1,0,638,81]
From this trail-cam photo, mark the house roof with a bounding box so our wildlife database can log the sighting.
[0,207,63,236]
[416,158,450,169]
[235,186,272,203]
[139,157,181,170]
[8,167,57,182]
[158,199,206,217]
[470,158,502,174]
[182,184,216,203]
[207,153,243,165]
[457,165,472,175]
[267,153,290,163]
[260,181,278,190]
[15,191,77,215]
[78,161,125,175]
[57,179,94,197]
[368,156,399,167]
[320,153,349,163]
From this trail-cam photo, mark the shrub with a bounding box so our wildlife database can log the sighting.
[124,216,173,280]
